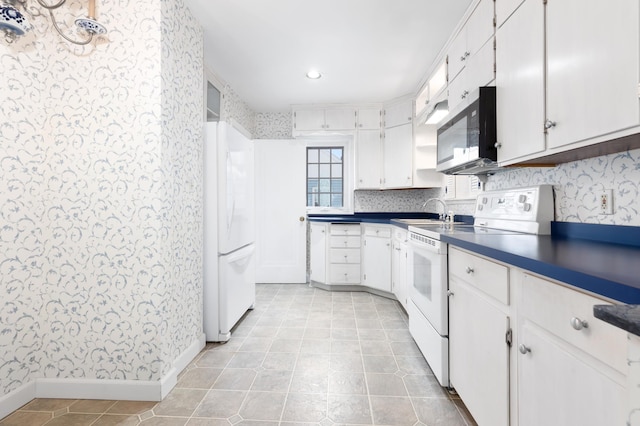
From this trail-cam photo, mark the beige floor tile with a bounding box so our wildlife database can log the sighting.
[139,416,188,425]
[153,388,207,417]
[21,398,77,412]
[0,411,52,426]
[239,337,272,352]
[299,339,331,354]
[303,328,331,339]
[239,391,286,421]
[44,413,101,426]
[328,371,366,395]
[289,369,328,394]
[413,397,468,426]
[366,373,408,396]
[395,355,434,375]
[330,339,361,354]
[360,340,393,356]
[261,352,297,370]
[227,352,266,369]
[92,414,140,426]
[68,399,117,413]
[106,400,157,415]
[212,368,257,390]
[281,392,327,423]
[196,351,235,368]
[363,355,399,373]
[268,338,302,353]
[192,390,247,418]
[404,374,450,398]
[186,419,232,426]
[329,353,364,372]
[370,395,417,425]
[327,394,372,424]
[251,369,293,392]
[176,367,222,389]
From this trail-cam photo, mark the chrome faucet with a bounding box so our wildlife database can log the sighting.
[423,198,452,222]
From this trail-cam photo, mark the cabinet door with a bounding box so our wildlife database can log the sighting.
[310,223,327,283]
[449,277,510,426]
[546,0,640,149]
[383,123,413,188]
[324,108,356,130]
[357,108,381,130]
[495,0,545,164]
[362,234,391,292]
[391,239,408,309]
[294,109,325,131]
[356,129,383,189]
[496,0,524,28]
[447,29,468,83]
[384,100,413,129]
[465,0,494,60]
[518,322,626,426]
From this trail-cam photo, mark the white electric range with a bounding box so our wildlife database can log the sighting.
[406,185,555,387]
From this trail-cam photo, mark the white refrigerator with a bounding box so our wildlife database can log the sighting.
[203,121,256,342]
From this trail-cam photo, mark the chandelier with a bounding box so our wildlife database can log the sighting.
[0,0,107,45]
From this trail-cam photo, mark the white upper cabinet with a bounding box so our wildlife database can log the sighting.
[545,0,640,150]
[384,100,413,129]
[495,0,545,163]
[446,0,495,113]
[293,107,356,132]
[383,123,413,188]
[357,107,382,130]
[496,0,525,28]
[356,129,383,189]
[496,0,640,165]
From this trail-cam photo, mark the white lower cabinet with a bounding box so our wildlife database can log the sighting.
[309,222,327,283]
[449,247,510,426]
[447,248,629,426]
[391,227,408,309]
[517,272,627,426]
[361,224,392,292]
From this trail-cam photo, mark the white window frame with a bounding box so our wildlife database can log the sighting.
[305,136,354,215]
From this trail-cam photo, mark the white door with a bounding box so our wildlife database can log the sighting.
[254,139,307,283]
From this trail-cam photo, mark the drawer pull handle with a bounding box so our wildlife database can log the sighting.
[519,344,531,355]
[465,266,474,274]
[570,317,589,331]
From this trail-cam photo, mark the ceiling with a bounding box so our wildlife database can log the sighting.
[184,0,474,113]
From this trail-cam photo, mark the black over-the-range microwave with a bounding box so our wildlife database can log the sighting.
[436,86,500,175]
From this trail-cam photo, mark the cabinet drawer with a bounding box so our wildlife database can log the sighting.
[329,248,361,264]
[330,224,361,236]
[520,273,627,374]
[364,226,391,238]
[330,264,360,284]
[329,236,361,248]
[393,227,408,242]
[449,247,509,305]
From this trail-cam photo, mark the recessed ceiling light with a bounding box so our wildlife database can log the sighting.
[306,70,322,79]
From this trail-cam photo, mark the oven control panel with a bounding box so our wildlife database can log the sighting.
[474,185,555,234]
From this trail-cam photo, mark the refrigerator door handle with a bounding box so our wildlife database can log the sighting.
[226,151,236,232]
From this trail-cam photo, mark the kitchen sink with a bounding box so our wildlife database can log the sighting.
[393,218,467,226]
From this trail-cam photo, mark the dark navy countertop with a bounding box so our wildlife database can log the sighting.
[593,305,640,337]
[438,221,640,307]
[308,212,474,225]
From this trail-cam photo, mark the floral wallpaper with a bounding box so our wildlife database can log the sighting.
[221,84,256,136]
[255,112,294,139]
[486,148,640,226]
[0,0,203,399]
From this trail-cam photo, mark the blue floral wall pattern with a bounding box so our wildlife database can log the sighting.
[0,0,203,400]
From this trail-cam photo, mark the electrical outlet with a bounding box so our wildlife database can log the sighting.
[599,189,613,215]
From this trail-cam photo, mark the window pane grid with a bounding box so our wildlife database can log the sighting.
[307,147,344,208]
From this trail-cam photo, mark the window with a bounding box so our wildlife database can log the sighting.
[307,147,343,208]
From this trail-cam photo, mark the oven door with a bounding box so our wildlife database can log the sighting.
[408,240,448,335]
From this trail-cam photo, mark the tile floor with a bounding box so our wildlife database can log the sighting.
[0,284,477,426]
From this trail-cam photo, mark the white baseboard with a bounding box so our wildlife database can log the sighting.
[0,334,206,420]
[0,381,36,420]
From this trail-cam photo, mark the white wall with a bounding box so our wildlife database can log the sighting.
[0,0,203,399]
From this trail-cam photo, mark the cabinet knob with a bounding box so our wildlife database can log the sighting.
[299,216,305,222]
[461,90,469,99]
[447,290,454,297]
[460,51,470,62]
[544,119,557,129]
[519,344,531,355]
[465,266,474,274]
[494,142,502,149]
[570,317,589,331]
